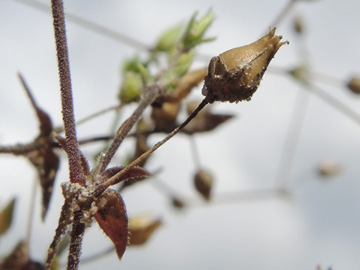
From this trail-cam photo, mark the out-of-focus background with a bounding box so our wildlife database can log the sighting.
[1,0,360,269]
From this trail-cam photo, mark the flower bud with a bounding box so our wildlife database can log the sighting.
[202,28,288,103]
[182,10,215,49]
[118,72,142,104]
[155,25,182,52]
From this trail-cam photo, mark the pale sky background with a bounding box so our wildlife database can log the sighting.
[1,0,360,270]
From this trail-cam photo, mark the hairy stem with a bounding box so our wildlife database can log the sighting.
[45,197,73,269]
[66,210,85,270]
[51,0,84,185]
[93,84,163,175]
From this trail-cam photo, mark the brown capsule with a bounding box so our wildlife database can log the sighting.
[318,161,341,178]
[202,27,288,103]
[293,15,305,35]
[194,169,214,201]
[346,76,360,94]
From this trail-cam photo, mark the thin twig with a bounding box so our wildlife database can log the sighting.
[306,83,360,126]
[274,86,310,188]
[14,0,150,52]
[189,136,202,168]
[55,104,123,133]
[268,0,297,29]
[25,176,38,249]
[80,246,115,265]
[0,142,41,155]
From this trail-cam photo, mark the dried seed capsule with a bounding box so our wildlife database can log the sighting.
[346,76,360,94]
[293,15,305,35]
[194,169,214,201]
[318,161,341,178]
[202,28,288,103]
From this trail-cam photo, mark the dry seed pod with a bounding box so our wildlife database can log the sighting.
[128,216,162,246]
[202,28,288,103]
[346,76,360,94]
[318,161,341,178]
[194,169,214,201]
[293,15,305,34]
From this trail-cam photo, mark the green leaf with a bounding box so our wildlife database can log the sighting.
[0,198,16,235]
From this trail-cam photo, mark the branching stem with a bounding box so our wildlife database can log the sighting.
[93,84,163,176]
[93,97,209,196]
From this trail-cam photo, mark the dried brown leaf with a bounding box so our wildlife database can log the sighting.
[27,147,59,220]
[151,102,180,132]
[94,190,128,260]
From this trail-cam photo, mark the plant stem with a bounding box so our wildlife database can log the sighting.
[93,97,209,195]
[93,84,163,176]
[51,0,84,185]
[67,210,85,270]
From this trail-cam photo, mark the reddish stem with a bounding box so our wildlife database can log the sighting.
[51,0,84,185]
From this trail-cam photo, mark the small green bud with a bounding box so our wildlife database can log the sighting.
[119,72,143,104]
[155,25,182,52]
[161,50,194,93]
[182,10,215,49]
[122,56,143,73]
[137,63,155,84]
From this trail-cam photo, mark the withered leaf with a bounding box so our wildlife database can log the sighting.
[27,146,59,220]
[15,74,60,220]
[0,198,16,236]
[128,215,162,246]
[151,102,180,133]
[0,241,45,270]
[94,189,128,260]
[18,73,53,137]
